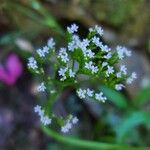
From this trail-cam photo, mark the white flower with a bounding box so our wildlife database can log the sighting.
[86,88,94,97]
[120,65,127,75]
[116,72,122,78]
[43,46,49,53]
[58,67,68,81]
[77,88,86,99]
[72,117,79,124]
[28,57,38,70]
[95,25,103,36]
[37,82,46,92]
[92,36,102,47]
[89,25,103,36]
[95,92,107,102]
[61,116,78,133]
[100,44,111,52]
[85,61,98,74]
[69,69,75,78]
[37,46,49,58]
[116,46,132,60]
[34,105,42,113]
[68,35,80,51]
[104,52,112,59]
[106,66,114,77]
[58,48,69,63]
[85,49,95,58]
[61,126,69,133]
[37,48,45,57]
[41,115,52,126]
[67,24,79,34]
[126,72,137,84]
[102,62,108,68]
[34,105,51,126]
[47,38,55,49]
[115,84,125,91]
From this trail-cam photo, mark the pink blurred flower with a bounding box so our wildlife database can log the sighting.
[0,54,23,86]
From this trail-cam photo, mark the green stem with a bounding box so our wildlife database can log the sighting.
[41,126,149,150]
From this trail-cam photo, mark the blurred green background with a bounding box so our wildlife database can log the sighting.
[0,0,150,149]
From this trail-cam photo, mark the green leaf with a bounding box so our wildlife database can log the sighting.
[100,85,128,109]
[116,111,150,143]
[133,87,150,106]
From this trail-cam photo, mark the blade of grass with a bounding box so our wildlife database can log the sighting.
[42,126,150,150]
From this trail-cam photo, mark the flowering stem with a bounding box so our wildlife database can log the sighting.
[42,126,149,150]
[45,90,58,116]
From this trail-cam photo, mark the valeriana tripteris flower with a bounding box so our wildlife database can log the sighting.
[120,65,127,75]
[37,82,46,92]
[28,23,137,133]
[86,88,94,97]
[58,67,68,81]
[37,46,49,58]
[27,57,38,70]
[58,48,69,63]
[47,38,55,49]
[77,88,86,99]
[95,92,107,103]
[85,61,98,74]
[69,69,75,78]
[117,46,132,60]
[67,24,79,34]
[61,116,79,133]
[89,25,103,36]
[126,72,137,84]
[106,66,114,77]
[115,84,125,91]
[34,105,51,125]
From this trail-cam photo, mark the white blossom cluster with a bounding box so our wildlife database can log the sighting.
[58,48,69,63]
[67,24,79,34]
[27,57,38,70]
[116,46,131,60]
[61,116,78,133]
[37,38,55,58]
[89,25,104,36]
[58,67,75,81]
[77,88,107,103]
[34,105,51,125]
[28,23,138,133]
[126,72,137,84]
[37,82,46,92]
[85,61,98,74]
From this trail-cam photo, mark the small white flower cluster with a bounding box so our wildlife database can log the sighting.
[58,48,69,63]
[37,46,49,58]
[37,82,46,92]
[126,72,137,84]
[89,25,104,36]
[34,105,51,125]
[47,38,55,49]
[92,36,111,53]
[68,35,80,51]
[58,67,75,81]
[116,46,132,60]
[28,23,138,133]
[61,116,78,133]
[95,92,107,102]
[106,65,114,77]
[77,88,107,102]
[85,61,98,74]
[115,84,125,91]
[27,57,38,70]
[67,24,79,34]
[37,38,55,58]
